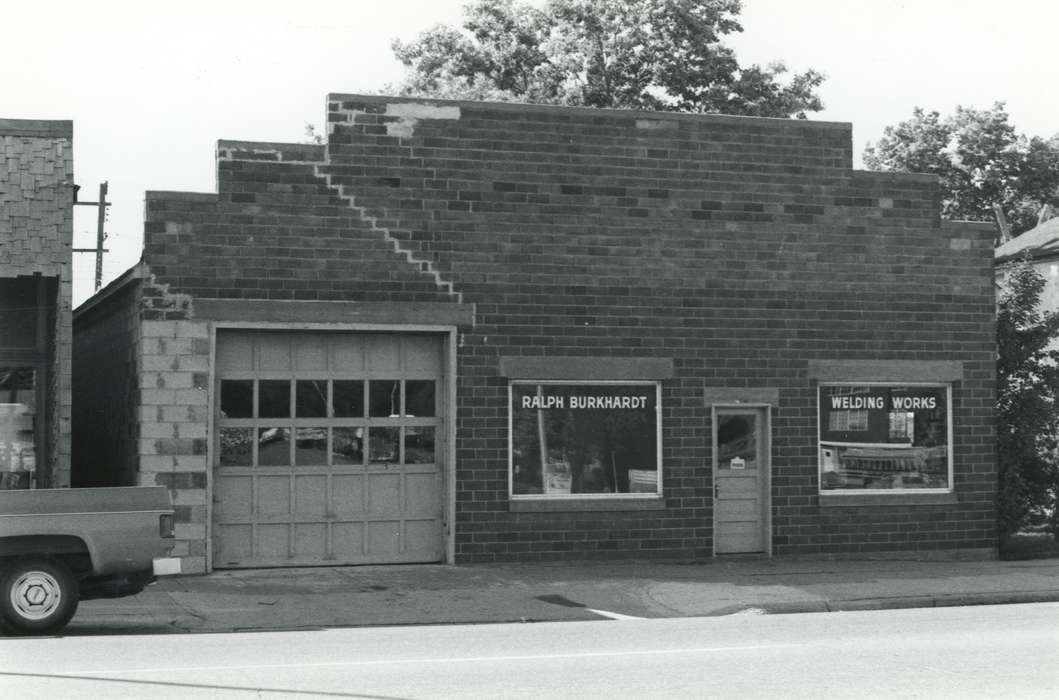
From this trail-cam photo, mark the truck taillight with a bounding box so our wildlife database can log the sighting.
[159,513,175,538]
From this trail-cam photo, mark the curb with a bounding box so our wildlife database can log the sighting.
[757,590,1059,615]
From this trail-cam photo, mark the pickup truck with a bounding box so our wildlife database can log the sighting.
[0,486,180,635]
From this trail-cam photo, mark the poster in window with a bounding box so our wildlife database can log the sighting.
[511,383,658,496]
[819,385,949,491]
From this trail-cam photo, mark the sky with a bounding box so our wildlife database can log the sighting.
[3,0,1056,305]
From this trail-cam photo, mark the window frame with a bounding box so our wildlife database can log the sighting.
[508,379,663,501]
[817,382,954,495]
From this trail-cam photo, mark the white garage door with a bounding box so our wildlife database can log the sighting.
[212,331,444,568]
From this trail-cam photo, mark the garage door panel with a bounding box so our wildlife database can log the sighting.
[216,335,254,371]
[405,520,439,555]
[404,336,442,372]
[333,474,365,515]
[294,524,327,558]
[257,523,290,559]
[405,472,439,516]
[258,476,291,515]
[293,336,328,371]
[367,473,401,515]
[215,475,252,518]
[365,335,401,372]
[215,524,253,565]
[214,331,444,569]
[256,334,292,371]
[367,521,401,555]
[294,475,327,516]
[333,522,365,557]
[331,339,365,372]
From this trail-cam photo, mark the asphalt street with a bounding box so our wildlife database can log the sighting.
[2,602,1057,699]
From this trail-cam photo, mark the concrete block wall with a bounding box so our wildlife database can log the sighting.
[1,119,74,488]
[136,276,210,574]
[133,95,996,563]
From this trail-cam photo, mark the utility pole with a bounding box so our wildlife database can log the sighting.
[72,181,110,291]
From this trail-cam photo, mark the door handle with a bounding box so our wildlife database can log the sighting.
[714,483,719,499]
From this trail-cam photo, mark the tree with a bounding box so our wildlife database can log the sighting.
[996,256,1059,536]
[391,0,825,118]
[864,104,1059,236]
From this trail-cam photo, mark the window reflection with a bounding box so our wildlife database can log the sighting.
[219,428,253,467]
[258,381,290,419]
[257,428,291,466]
[295,427,328,466]
[333,427,364,465]
[333,381,364,418]
[295,380,328,418]
[369,380,401,418]
[405,381,435,417]
[220,380,253,418]
[369,427,399,463]
[404,427,435,464]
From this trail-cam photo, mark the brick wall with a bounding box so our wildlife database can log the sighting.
[1,119,73,488]
[72,274,142,487]
[136,95,996,562]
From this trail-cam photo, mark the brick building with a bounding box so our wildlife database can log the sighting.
[73,95,997,573]
[1,119,74,490]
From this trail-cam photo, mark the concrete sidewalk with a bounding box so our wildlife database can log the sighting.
[67,557,1059,635]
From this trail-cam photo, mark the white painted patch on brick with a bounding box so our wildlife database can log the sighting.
[635,119,678,131]
[385,103,461,121]
[949,238,972,250]
[384,103,461,139]
[878,197,894,208]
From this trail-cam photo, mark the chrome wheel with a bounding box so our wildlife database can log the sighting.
[10,569,63,621]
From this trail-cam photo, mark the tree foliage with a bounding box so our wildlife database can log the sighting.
[391,0,825,118]
[864,104,1059,235]
[996,257,1059,535]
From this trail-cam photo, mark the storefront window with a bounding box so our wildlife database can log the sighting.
[0,367,36,490]
[819,384,951,492]
[510,382,660,497]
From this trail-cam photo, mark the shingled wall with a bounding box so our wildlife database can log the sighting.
[1,119,73,488]
[129,95,996,563]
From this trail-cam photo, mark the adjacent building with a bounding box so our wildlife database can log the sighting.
[73,95,997,573]
[1,119,74,490]
[995,214,1059,311]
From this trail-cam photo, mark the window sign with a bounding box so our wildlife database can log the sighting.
[510,382,660,497]
[819,384,951,492]
[0,367,36,490]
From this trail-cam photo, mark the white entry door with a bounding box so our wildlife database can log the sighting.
[713,407,770,555]
[212,331,444,568]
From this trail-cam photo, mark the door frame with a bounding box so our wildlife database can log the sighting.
[711,403,772,556]
[206,322,458,572]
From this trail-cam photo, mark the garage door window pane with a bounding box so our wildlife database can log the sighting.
[333,381,364,418]
[220,380,253,418]
[405,380,435,417]
[369,380,401,418]
[405,427,435,464]
[258,428,291,466]
[295,428,328,466]
[258,381,290,418]
[333,427,364,465]
[369,427,399,463]
[219,428,253,466]
[296,380,328,418]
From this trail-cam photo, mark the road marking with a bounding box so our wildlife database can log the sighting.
[48,643,798,677]
[586,608,645,620]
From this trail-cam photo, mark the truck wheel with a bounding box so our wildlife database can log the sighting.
[0,558,80,635]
